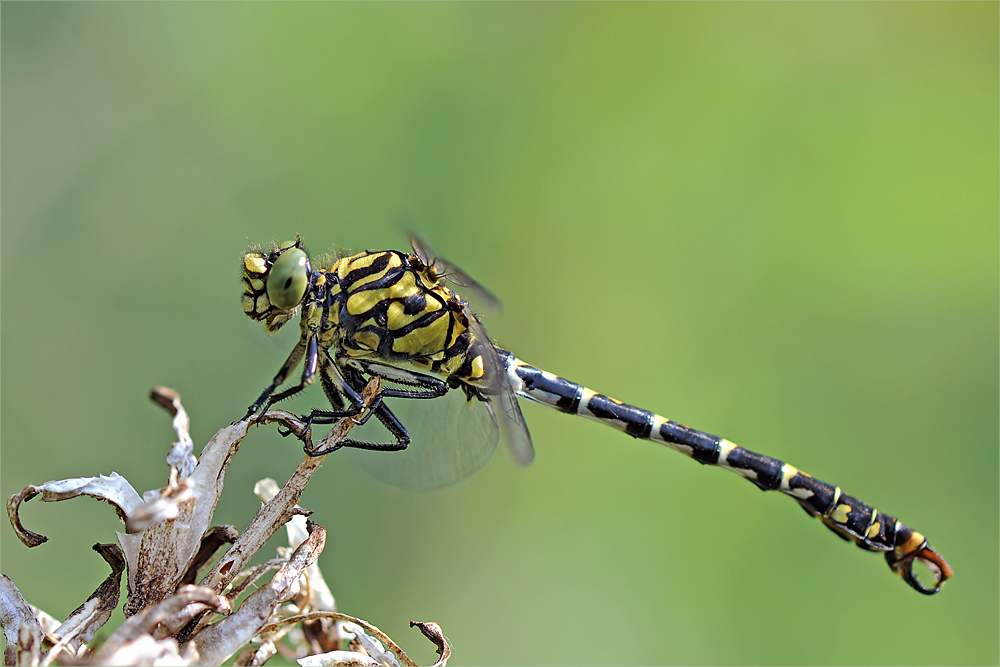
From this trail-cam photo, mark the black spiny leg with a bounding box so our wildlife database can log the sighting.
[241,336,312,421]
[256,334,321,416]
[303,361,450,456]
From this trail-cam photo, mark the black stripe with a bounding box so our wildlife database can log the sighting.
[658,422,721,464]
[342,251,395,287]
[400,292,428,315]
[586,394,653,438]
[387,307,448,340]
[723,447,783,491]
[513,362,582,413]
[789,475,838,518]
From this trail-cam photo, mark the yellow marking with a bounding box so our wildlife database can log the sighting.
[648,414,692,456]
[650,414,668,433]
[315,274,326,287]
[347,272,424,318]
[831,503,852,525]
[439,354,464,376]
[351,253,402,290]
[716,440,759,480]
[318,327,337,348]
[392,313,449,356]
[244,254,268,274]
[578,387,597,413]
[470,354,485,380]
[866,521,882,539]
[336,252,369,280]
[386,298,442,331]
[447,317,468,348]
[249,278,265,292]
[779,465,814,500]
[242,295,255,314]
[894,529,924,559]
[779,464,798,491]
[385,302,408,329]
[388,271,420,300]
[718,439,738,465]
[354,330,381,351]
[346,290,382,316]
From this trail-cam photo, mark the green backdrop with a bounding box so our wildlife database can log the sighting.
[2,4,997,665]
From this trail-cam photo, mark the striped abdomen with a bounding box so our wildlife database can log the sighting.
[496,348,952,594]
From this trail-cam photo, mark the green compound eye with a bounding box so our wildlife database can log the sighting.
[266,247,309,310]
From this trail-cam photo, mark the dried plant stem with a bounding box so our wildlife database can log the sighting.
[200,376,381,595]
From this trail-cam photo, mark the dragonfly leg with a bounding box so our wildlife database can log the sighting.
[257,334,320,415]
[240,336,310,422]
[302,361,418,456]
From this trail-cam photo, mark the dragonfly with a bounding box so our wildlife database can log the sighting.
[240,236,952,595]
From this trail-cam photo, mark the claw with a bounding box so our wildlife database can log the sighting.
[888,541,953,595]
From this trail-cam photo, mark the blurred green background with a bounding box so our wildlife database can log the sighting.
[2,3,997,665]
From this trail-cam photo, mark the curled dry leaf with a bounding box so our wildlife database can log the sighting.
[150,387,197,478]
[409,622,451,667]
[6,474,143,547]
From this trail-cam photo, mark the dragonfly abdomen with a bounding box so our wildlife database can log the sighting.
[496,348,951,594]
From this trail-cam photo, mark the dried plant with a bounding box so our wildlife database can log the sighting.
[2,381,451,666]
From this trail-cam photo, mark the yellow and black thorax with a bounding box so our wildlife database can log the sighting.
[241,239,491,389]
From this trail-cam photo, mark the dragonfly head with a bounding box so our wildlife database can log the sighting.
[242,238,312,332]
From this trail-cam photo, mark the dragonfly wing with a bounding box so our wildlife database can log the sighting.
[487,383,535,466]
[409,234,503,312]
[346,387,500,491]
[466,313,535,466]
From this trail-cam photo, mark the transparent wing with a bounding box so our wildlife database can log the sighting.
[345,388,500,491]
[409,234,503,312]
[466,314,535,466]
[409,233,533,463]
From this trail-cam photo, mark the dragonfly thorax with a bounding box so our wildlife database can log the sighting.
[242,240,493,391]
